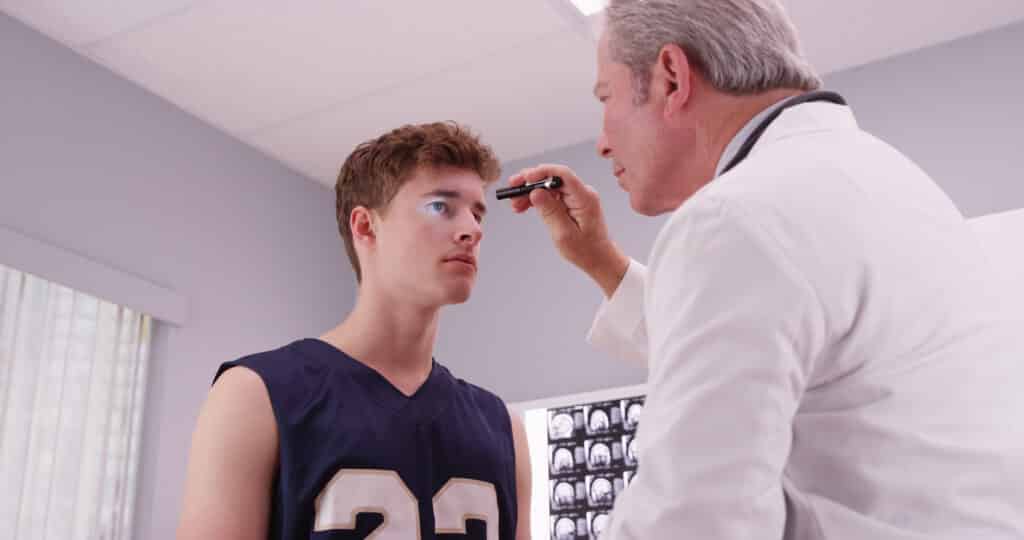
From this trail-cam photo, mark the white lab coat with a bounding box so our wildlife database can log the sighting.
[588,101,1024,539]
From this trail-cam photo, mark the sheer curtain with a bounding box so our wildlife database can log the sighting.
[0,264,152,540]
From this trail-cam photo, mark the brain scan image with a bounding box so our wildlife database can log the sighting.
[627,437,638,462]
[589,442,612,468]
[589,477,614,504]
[591,513,610,537]
[625,403,643,427]
[552,447,574,473]
[553,481,575,507]
[550,412,574,439]
[588,409,610,433]
[554,517,576,540]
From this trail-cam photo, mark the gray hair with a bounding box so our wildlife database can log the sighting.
[605,0,822,103]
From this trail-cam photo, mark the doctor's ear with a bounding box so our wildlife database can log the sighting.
[655,43,693,114]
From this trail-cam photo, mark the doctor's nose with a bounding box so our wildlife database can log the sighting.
[596,132,612,159]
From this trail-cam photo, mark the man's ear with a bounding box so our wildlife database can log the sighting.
[350,206,377,249]
[654,42,694,117]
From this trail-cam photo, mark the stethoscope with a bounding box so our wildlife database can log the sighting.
[719,90,847,175]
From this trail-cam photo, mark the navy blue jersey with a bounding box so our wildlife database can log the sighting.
[214,338,518,540]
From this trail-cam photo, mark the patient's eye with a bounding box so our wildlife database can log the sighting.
[425,200,450,217]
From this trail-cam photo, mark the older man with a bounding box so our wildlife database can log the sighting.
[507,1,1024,538]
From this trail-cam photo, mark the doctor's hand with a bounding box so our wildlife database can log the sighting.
[506,164,629,298]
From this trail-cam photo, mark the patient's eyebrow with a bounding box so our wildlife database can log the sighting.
[423,189,487,216]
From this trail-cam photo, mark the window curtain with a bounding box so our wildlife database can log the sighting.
[0,263,152,539]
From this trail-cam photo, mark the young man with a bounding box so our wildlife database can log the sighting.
[178,122,532,540]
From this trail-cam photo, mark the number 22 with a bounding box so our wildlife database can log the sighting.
[314,469,499,539]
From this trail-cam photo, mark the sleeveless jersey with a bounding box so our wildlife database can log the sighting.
[214,338,518,539]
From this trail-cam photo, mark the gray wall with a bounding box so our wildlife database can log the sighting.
[824,21,1024,218]
[3,11,1024,540]
[0,14,353,539]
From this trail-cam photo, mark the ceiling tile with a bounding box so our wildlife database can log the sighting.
[84,0,570,135]
[7,0,1024,192]
[785,0,1024,74]
[247,29,602,187]
[0,0,195,46]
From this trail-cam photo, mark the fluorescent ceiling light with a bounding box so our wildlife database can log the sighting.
[568,0,608,16]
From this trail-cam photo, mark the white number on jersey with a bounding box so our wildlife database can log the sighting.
[313,469,499,539]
